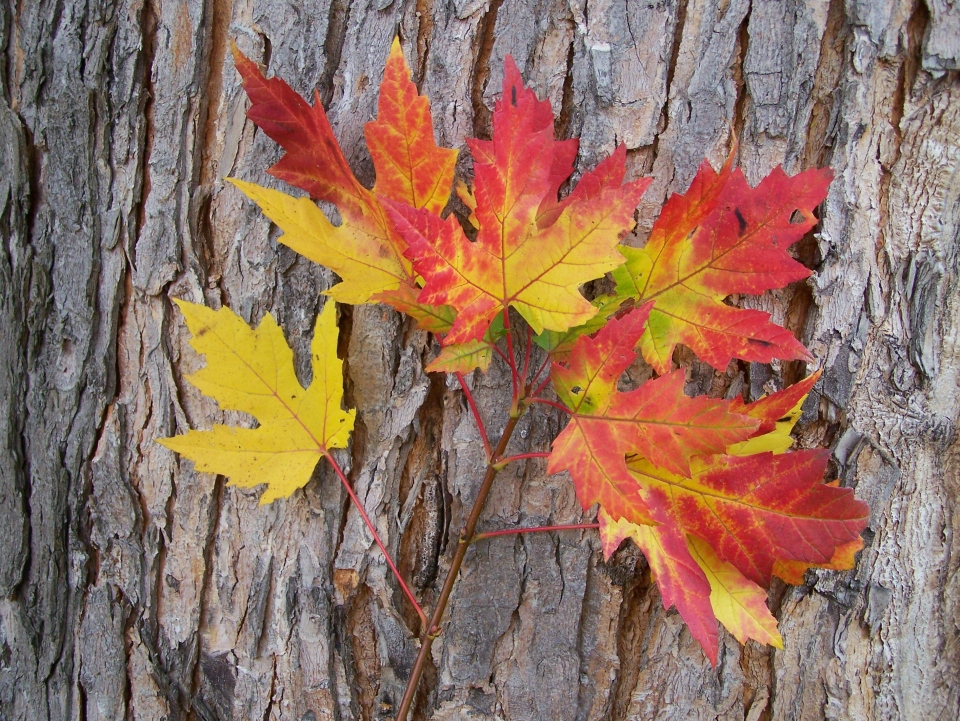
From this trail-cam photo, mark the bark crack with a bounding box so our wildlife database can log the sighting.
[470,0,505,138]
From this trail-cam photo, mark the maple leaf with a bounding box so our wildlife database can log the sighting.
[547,304,759,526]
[626,449,868,588]
[230,39,456,304]
[158,300,354,504]
[612,153,831,373]
[592,376,863,662]
[387,58,651,345]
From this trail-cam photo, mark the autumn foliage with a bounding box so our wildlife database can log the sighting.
[159,37,869,708]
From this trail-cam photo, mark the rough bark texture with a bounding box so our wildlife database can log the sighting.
[1,0,958,719]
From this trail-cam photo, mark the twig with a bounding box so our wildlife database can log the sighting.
[395,415,522,720]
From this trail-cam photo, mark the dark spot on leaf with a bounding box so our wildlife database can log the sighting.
[511,86,517,106]
[735,208,747,234]
[747,338,774,348]
[196,326,210,337]
[571,386,582,394]
[777,416,792,423]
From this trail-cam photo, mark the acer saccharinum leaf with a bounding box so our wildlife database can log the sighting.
[612,152,831,373]
[587,362,868,663]
[229,38,456,307]
[385,58,652,346]
[158,300,354,504]
[547,304,761,524]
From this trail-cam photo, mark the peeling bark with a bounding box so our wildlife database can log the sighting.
[1,1,958,719]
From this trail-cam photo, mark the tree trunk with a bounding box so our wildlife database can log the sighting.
[2,0,958,719]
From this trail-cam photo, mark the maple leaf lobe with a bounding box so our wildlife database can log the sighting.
[230,39,457,305]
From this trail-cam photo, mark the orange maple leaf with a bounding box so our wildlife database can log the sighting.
[547,304,759,526]
[613,154,831,372]
[230,39,455,304]
[387,58,651,345]
[628,450,868,588]
[593,374,865,663]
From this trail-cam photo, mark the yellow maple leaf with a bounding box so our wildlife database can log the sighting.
[158,300,354,504]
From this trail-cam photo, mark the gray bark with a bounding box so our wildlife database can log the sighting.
[1,0,958,719]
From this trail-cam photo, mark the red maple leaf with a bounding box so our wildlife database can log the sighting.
[386,57,651,345]
[613,153,831,372]
[547,305,759,525]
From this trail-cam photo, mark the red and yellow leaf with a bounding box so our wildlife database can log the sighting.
[613,154,831,372]
[626,450,869,587]
[548,305,759,526]
[390,58,651,344]
[158,301,354,504]
[686,535,783,649]
[230,40,455,304]
[599,510,719,664]
[594,374,841,660]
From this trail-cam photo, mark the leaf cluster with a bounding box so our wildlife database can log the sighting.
[159,37,869,706]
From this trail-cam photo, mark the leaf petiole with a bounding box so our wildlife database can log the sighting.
[526,397,572,415]
[491,451,551,471]
[471,523,601,544]
[324,454,428,627]
[528,352,553,392]
[455,370,493,460]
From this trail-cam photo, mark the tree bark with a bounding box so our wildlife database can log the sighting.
[1,0,958,719]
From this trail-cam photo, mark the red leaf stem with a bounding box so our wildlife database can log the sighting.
[325,454,427,626]
[472,522,601,543]
[455,371,493,459]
